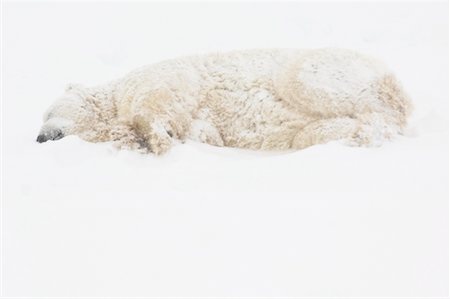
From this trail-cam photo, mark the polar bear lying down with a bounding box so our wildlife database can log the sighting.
[37,48,412,154]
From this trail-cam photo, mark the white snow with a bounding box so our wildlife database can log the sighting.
[2,1,448,297]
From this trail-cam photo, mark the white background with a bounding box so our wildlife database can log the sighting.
[2,1,448,297]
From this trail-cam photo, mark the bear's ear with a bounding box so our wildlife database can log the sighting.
[65,83,84,92]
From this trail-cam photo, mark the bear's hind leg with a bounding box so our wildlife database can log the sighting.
[292,112,401,150]
[292,117,360,149]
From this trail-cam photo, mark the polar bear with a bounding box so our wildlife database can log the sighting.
[37,48,412,154]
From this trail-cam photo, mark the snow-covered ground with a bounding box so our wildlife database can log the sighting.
[2,1,448,297]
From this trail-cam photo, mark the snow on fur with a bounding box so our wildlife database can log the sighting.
[37,48,412,154]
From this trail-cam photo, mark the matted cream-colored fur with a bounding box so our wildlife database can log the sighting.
[37,48,412,154]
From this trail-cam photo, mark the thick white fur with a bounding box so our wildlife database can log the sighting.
[39,48,412,154]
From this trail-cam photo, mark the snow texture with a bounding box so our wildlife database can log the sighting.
[2,1,449,297]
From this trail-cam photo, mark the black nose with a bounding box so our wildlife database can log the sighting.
[36,134,48,143]
[36,129,64,143]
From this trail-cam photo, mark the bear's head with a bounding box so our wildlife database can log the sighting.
[36,84,114,143]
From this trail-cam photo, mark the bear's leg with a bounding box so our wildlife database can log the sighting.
[188,119,224,147]
[292,112,401,150]
[126,88,194,154]
[109,124,151,152]
[132,115,174,155]
[292,117,360,149]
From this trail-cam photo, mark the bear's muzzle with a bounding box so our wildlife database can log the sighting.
[36,129,64,143]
